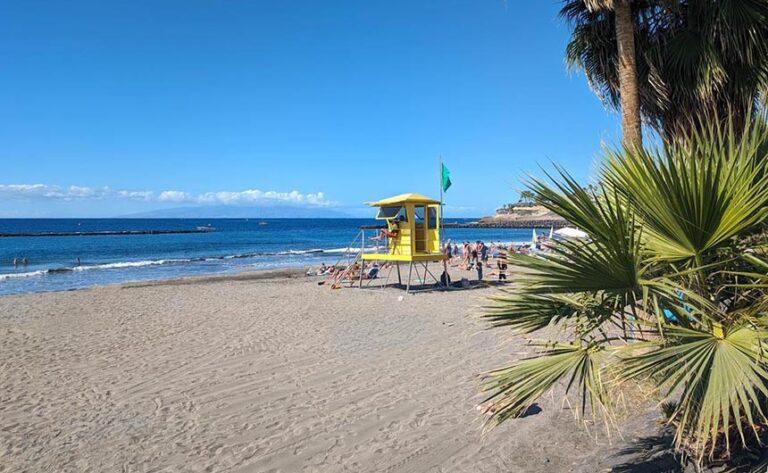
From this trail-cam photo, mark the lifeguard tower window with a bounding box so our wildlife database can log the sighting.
[428,207,437,229]
[413,206,438,229]
[414,205,427,253]
[376,206,405,221]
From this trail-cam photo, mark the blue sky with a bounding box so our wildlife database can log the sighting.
[0,0,620,218]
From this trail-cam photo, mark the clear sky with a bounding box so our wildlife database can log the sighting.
[0,0,621,218]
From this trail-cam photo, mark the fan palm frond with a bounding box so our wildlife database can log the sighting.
[481,341,612,426]
[602,119,768,264]
[481,117,768,466]
[622,325,768,460]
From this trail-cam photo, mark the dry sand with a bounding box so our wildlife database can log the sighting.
[0,268,662,473]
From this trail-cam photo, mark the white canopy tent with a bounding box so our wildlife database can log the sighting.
[554,227,589,239]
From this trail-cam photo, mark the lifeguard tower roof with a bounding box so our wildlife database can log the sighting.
[366,193,440,206]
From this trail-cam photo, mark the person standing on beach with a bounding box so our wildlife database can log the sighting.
[479,241,488,264]
[476,260,483,281]
[444,240,453,260]
[469,244,478,270]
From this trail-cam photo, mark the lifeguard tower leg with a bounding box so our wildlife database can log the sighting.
[422,262,441,287]
[405,262,414,294]
[396,263,402,285]
[359,230,365,288]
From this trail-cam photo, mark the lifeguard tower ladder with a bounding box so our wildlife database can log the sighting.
[358,193,446,292]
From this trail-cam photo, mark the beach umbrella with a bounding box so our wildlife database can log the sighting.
[554,227,589,239]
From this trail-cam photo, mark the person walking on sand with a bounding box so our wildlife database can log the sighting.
[476,260,483,281]
[461,242,470,269]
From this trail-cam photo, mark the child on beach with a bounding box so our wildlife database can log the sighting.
[497,258,507,281]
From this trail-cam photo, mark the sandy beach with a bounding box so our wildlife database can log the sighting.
[1,268,661,473]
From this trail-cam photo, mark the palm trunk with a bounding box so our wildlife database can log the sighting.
[614,0,642,150]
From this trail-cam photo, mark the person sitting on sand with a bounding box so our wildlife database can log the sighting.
[364,262,380,279]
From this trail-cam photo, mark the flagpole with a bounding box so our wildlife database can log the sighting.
[439,155,444,251]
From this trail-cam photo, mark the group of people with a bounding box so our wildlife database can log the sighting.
[306,262,337,277]
[306,225,561,288]
[307,261,393,283]
[442,240,512,282]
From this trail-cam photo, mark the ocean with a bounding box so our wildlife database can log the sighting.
[0,218,541,295]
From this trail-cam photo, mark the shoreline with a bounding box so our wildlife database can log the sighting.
[0,258,505,298]
[0,265,312,298]
[0,241,530,297]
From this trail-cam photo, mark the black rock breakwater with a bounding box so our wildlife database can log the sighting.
[0,229,212,238]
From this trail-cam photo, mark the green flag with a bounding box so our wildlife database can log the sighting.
[441,163,452,192]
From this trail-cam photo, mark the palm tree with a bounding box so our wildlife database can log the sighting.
[564,0,643,149]
[562,0,768,140]
[614,0,643,149]
[481,118,768,466]
[518,190,535,203]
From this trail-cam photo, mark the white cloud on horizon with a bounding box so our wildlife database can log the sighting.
[0,184,334,207]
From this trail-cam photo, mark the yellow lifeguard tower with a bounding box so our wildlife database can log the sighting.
[358,193,446,292]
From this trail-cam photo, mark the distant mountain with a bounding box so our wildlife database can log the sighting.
[120,205,352,218]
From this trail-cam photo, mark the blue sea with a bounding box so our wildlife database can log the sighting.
[0,219,541,296]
